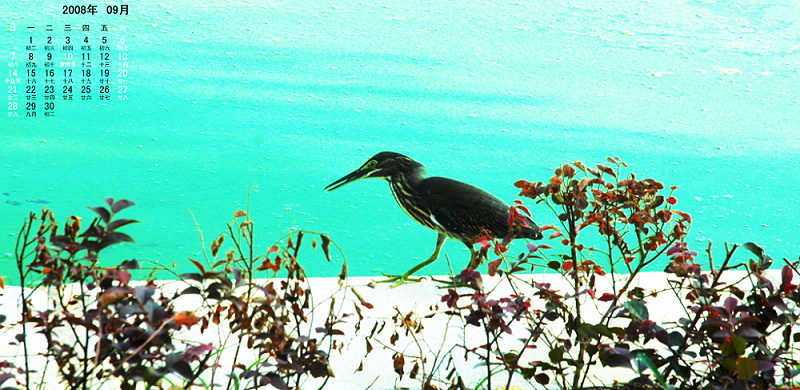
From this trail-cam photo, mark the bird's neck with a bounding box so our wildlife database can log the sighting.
[390,163,425,188]
[387,164,435,230]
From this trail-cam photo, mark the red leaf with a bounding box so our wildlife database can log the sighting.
[117,269,131,285]
[441,289,459,308]
[578,177,590,191]
[599,293,617,302]
[351,287,374,309]
[515,180,543,198]
[507,207,518,226]
[476,235,492,250]
[666,196,677,205]
[189,258,206,274]
[393,354,405,376]
[593,264,606,276]
[173,311,199,328]
[185,344,214,361]
[781,265,794,292]
[211,235,224,257]
[270,256,282,272]
[321,234,332,262]
[676,211,692,223]
[488,259,502,276]
[624,257,634,264]
[596,164,617,178]
[563,261,573,271]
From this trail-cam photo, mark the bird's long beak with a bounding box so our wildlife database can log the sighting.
[325,167,373,192]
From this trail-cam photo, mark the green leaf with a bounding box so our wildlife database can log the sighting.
[165,352,193,379]
[97,232,135,250]
[88,206,111,223]
[600,352,631,369]
[502,352,519,366]
[111,199,135,213]
[180,286,202,296]
[142,367,163,386]
[668,331,684,347]
[743,242,773,269]
[180,273,204,282]
[731,335,747,356]
[624,300,649,321]
[721,357,736,372]
[736,357,757,381]
[577,323,599,340]
[631,351,667,389]
[520,367,537,380]
[594,324,614,338]
[549,346,564,363]
[107,218,139,231]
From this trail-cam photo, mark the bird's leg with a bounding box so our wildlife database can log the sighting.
[468,247,481,269]
[381,233,446,286]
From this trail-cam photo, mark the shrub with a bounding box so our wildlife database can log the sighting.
[4,159,800,390]
[9,199,356,389]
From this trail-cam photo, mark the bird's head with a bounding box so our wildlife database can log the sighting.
[325,151,422,191]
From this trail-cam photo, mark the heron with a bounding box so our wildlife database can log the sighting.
[325,151,542,283]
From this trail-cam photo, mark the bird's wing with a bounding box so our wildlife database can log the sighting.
[417,177,511,243]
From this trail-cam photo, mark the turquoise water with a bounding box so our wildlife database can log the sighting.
[2,0,799,283]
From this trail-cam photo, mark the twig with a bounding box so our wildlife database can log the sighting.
[15,213,36,389]
[114,319,174,371]
[662,243,739,379]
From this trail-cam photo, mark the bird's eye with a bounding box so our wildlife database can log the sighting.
[365,160,377,169]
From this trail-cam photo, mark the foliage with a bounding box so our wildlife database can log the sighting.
[3,159,800,390]
[361,159,800,390]
[176,212,354,390]
[7,199,354,389]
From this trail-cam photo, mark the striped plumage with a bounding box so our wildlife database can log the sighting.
[325,151,542,283]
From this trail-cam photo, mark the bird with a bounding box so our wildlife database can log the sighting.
[324,151,543,284]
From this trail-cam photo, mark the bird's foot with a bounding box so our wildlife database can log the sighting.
[429,276,481,289]
[378,272,425,287]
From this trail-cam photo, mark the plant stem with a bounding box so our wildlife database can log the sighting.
[504,320,539,390]
[224,221,252,390]
[662,243,738,379]
[115,320,173,371]
[485,320,492,390]
[566,203,585,390]
[15,214,35,389]
[78,280,89,390]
